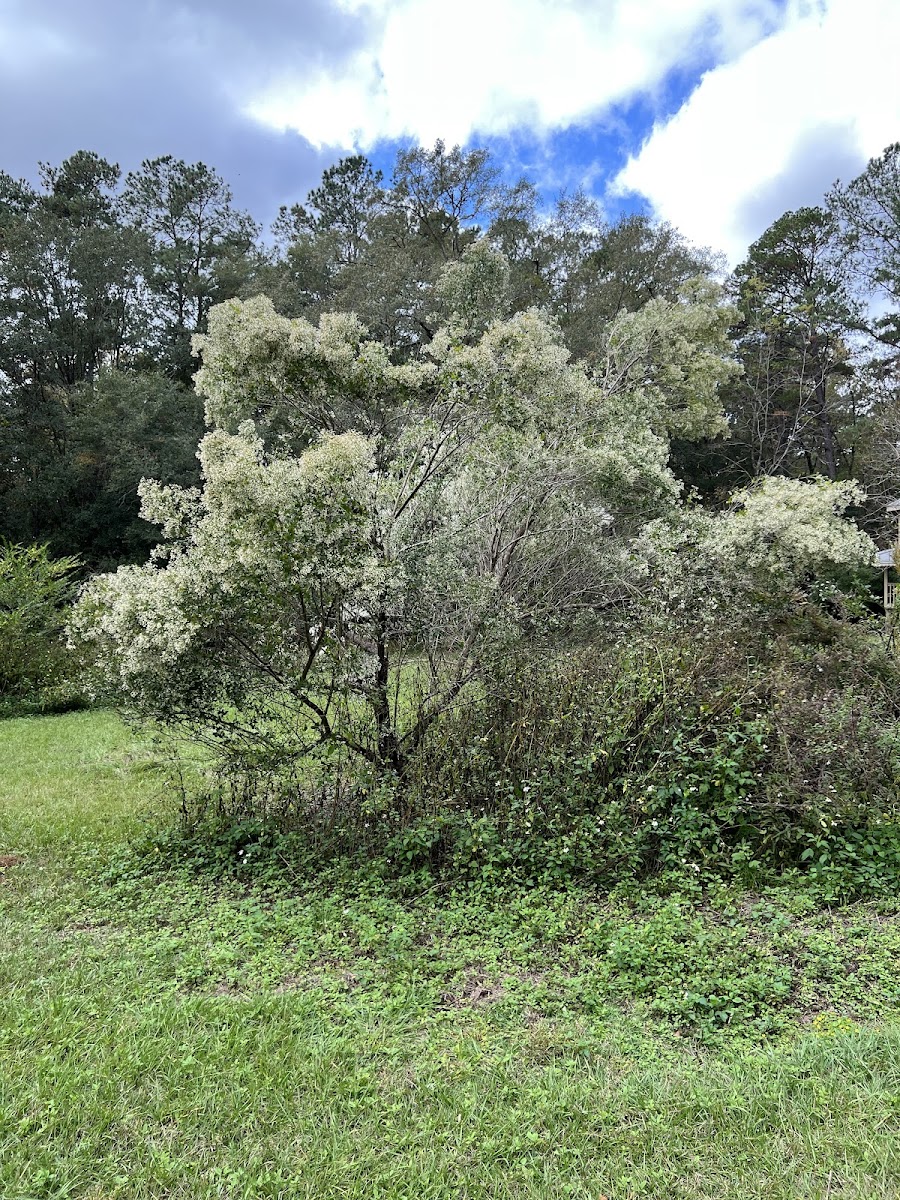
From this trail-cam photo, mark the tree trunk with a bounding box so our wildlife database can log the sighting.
[811,375,838,480]
[372,611,401,773]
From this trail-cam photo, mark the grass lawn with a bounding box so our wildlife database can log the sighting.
[2,711,900,1198]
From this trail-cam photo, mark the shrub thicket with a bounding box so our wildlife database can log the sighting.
[0,543,84,714]
[172,601,900,897]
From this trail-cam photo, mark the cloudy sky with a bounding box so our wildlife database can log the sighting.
[1,0,897,262]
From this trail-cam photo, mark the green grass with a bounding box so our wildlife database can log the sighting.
[2,712,900,1198]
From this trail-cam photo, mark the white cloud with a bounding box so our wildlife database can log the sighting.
[244,0,781,149]
[614,0,900,264]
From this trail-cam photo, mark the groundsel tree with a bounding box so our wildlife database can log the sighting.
[71,276,737,783]
[639,475,876,628]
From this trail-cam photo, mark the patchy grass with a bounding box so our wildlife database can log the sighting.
[2,712,900,1198]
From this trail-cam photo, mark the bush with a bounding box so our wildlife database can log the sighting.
[377,615,900,892]
[0,542,83,713]
[154,597,900,897]
[395,639,771,881]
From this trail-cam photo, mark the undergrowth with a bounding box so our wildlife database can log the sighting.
[157,611,900,902]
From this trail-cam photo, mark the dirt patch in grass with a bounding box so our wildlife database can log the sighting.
[440,976,505,1007]
[274,969,360,994]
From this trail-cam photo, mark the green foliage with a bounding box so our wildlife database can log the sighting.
[153,599,900,899]
[0,543,82,712]
[601,901,793,1037]
[360,592,897,896]
[0,151,142,398]
[392,141,498,256]
[389,641,765,883]
[0,152,214,565]
[563,213,724,362]
[432,240,511,336]
[728,206,860,483]
[122,155,260,382]
[597,275,739,441]
[273,154,385,268]
[2,370,204,568]
[0,152,147,560]
[829,142,900,351]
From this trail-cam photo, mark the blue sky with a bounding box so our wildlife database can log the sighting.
[1,0,897,263]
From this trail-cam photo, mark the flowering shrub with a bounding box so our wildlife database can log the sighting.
[639,475,876,622]
[72,287,734,779]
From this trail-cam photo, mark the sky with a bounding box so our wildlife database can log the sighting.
[0,0,898,264]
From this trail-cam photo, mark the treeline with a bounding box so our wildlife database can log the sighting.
[2,141,899,566]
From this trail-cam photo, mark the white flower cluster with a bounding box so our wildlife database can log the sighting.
[638,474,876,618]
[720,476,874,579]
